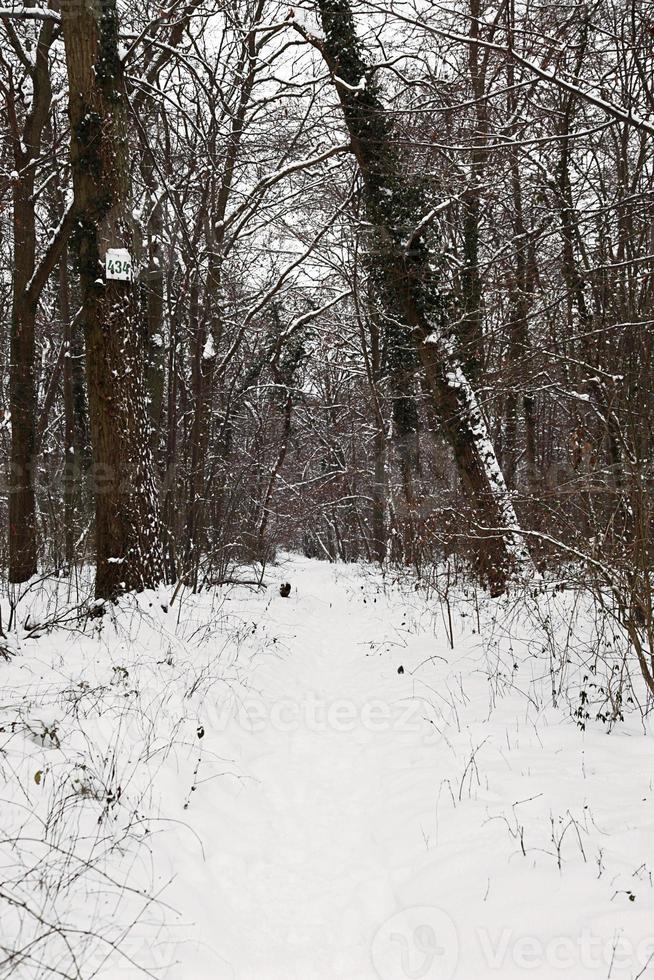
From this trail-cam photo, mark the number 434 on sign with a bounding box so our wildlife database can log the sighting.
[105,248,133,281]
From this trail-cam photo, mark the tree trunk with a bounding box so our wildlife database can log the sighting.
[140,149,166,462]
[459,0,487,381]
[313,0,534,590]
[6,18,55,582]
[184,277,209,586]
[503,0,537,492]
[183,8,263,580]
[9,180,39,583]
[162,280,180,580]
[59,248,78,568]
[371,423,386,562]
[60,0,164,598]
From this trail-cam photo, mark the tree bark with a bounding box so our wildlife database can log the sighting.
[60,0,164,597]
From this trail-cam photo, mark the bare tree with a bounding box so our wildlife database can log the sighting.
[300,0,534,591]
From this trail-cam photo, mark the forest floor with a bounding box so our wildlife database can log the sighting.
[1,555,654,979]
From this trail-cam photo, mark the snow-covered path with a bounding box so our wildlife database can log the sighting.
[172,561,439,980]
[4,556,654,980]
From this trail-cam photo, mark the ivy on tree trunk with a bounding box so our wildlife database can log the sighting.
[312,0,534,591]
[61,0,164,598]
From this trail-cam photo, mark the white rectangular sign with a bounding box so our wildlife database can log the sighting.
[105,248,133,281]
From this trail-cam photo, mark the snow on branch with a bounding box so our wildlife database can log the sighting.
[0,5,60,20]
[365,0,654,138]
[224,142,351,231]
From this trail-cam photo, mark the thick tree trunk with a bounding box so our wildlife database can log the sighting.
[61,0,164,597]
[313,0,534,590]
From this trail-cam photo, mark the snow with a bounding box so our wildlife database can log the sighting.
[334,75,367,93]
[202,334,216,360]
[428,334,534,575]
[0,5,60,20]
[1,557,653,979]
